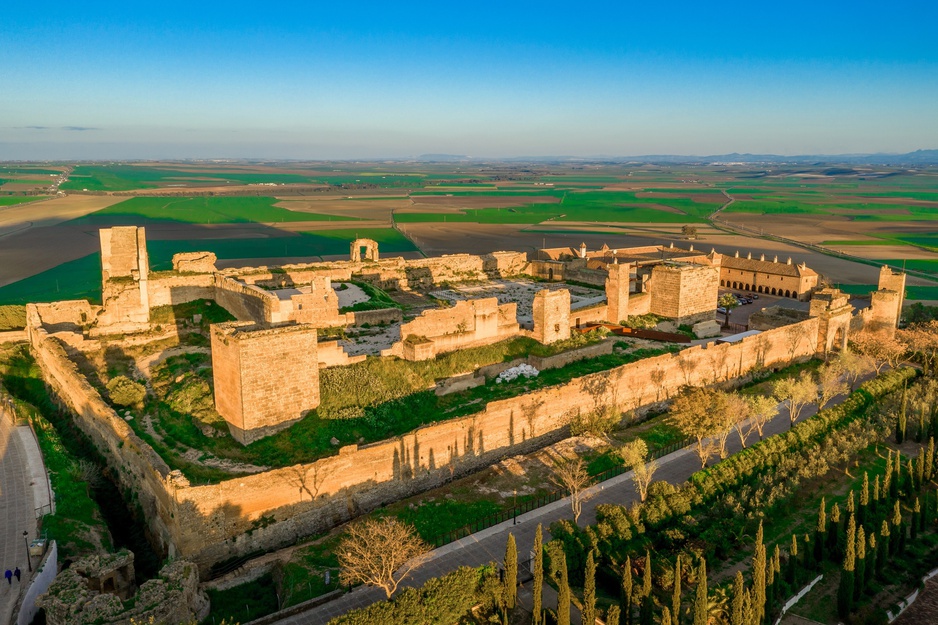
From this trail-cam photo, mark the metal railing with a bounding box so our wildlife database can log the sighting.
[427,436,694,548]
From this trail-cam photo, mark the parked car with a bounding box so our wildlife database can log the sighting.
[752,294,759,299]
[717,306,728,314]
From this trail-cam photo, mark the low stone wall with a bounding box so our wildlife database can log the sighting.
[0,330,27,344]
[528,339,615,370]
[350,307,403,326]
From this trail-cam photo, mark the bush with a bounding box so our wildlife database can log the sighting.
[106,375,146,407]
[0,305,27,330]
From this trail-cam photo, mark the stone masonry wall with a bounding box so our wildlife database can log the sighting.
[211,322,320,444]
[649,263,719,324]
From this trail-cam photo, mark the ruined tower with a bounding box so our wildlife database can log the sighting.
[605,262,630,324]
[211,322,320,444]
[532,289,570,344]
[868,266,906,332]
[809,288,853,358]
[96,226,150,330]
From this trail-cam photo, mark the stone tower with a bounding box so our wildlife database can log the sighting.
[869,266,906,332]
[211,322,320,444]
[605,262,630,324]
[809,288,853,358]
[532,289,570,344]
[96,227,150,330]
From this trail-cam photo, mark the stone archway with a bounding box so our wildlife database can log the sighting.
[350,238,379,262]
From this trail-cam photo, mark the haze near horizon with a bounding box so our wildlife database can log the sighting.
[1,0,936,160]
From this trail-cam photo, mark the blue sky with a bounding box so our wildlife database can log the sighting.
[1,1,936,159]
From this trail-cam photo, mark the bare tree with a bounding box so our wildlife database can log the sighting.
[897,321,938,375]
[851,330,906,374]
[745,394,778,441]
[338,517,430,598]
[816,362,849,411]
[650,365,667,402]
[669,387,731,468]
[619,439,658,502]
[550,457,594,524]
[772,371,817,428]
[784,323,810,363]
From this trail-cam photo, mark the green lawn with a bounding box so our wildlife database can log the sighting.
[72,196,359,224]
[0,228,417,305]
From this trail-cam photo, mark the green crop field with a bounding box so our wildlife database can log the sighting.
[60,165,322,191]
[71,196,360,225]
[0,196,47,207]
[0,228,416,305]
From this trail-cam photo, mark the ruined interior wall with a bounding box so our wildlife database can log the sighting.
[318,341,366,368]
[168,315,822,569]
[482,251,529,277]
[172,252,217,274]
[213,275,279,324]
[99,227,148,281]
[526,260,566,282]
[570,304,608,328]
[147,274,215,308]
[393,298,520,359]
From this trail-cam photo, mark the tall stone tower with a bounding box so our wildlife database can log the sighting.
[532,289,570,344]
[605,263,630,324]
[211,322,320,444]
[809,288,853,358]
[869,266,906,332]
[96,227,150,330]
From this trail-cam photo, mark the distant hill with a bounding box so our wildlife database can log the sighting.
[414,150,938,166]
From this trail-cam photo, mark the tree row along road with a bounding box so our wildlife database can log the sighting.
[276,373,877,625]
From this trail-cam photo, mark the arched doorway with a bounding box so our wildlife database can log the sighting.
[771,288,777,295]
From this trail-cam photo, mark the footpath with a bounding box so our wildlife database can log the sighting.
[0,394,54,625]
[275,389,845,625]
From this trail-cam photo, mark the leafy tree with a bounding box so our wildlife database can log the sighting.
[817,362,848,410]
[693,558,707,625]
[836,349,873,390]
[620,439,658,502]
[718,293,739,327]
[851,329,906,374]
[669,387,732,467]
[745,395,778,441]
[772,371,817,428]
[504,533,517,610]
[338,517,430,598]
[583,551,597,625]
[897,320,938,374]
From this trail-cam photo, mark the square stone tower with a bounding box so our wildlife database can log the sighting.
[605,262,630,324]
[870,266,906,331]
[532,289,570,344]
[648,263,719,325]
[211,322,320,444]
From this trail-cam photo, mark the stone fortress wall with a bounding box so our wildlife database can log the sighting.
[21,228,908,574]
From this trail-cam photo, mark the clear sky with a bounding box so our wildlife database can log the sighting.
[1,1,936,159]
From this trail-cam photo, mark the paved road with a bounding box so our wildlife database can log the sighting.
[0,407,38,625]
[276,385,853,625]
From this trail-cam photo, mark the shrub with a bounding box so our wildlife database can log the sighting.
[106,375,146,407]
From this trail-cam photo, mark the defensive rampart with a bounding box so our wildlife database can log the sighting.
[25,297,822,572]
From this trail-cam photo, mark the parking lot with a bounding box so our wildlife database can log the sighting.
[717,288,811,327]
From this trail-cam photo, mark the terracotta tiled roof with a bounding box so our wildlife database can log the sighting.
[721,255,817,278]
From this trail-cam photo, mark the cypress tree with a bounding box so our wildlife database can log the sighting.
[873,474,881,516]
[607,605,621,625]
[558,552,571,625]
[583,551,597,625]
[897,382,908,444]
[660,606,672,625]
[878,520,890,578]
[893,500,905,556]
[829,502,841,555]
[693,558,707,625]
[907,459,916,495]
[672,555,682,625]
[884,450,894,502]
[846,490,855,518]
[731,571,745,625]
[641,552,654,625]
[867,533,877,586]
[837,515,856,618]
[533,524,543,625]
[927,437,935,481]
[917,449,926,492]
[766,548,775,616]
[854,526,866,601]
[504,533,518,610]
[860,473,869,525]
[742,589,754,625]
[787,534,799,584]
[815,497,827,563]
[893,452,902,499]
[912,498,922,540]
[753,523,766,625]
[622,556,634,625]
